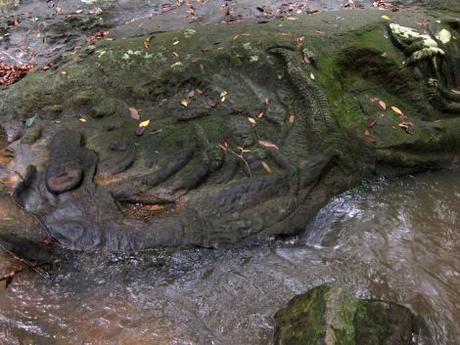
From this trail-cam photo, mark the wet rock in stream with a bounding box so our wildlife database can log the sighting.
[274,284,431,345]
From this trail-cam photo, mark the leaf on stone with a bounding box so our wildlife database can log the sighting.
[135,126,145,136]
[129,107,140,120]
[220,91,228,102]
[378,100,387,110]
[391,105,404,116]
[399,121,414,134]
[139,120,150,128]
[207,98,217,108]
[363,129,377,143]
[248,117,257,125]
[261,161,272,173]
[180,99,189,108]
[25,115,37,127]
[258,140,279,150]
[437,29,452,44]
[367,119,378,128]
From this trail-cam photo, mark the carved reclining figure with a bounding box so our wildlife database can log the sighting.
[1,10,459,253]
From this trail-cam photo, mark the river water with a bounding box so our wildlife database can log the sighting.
[0,168,458,344]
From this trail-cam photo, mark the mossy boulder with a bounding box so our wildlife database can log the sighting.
[274,284,428,345]
[0,8,460,252]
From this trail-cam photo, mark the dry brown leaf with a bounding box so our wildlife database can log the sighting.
[367,119,378,128]
[207,98,217,108]
[363,129,377,143]
[258,140,279,150]
[129,107,140,120]
[261,161,272,173]
[399,121,414,134]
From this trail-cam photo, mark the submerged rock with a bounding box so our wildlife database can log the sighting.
[274,284,430,345]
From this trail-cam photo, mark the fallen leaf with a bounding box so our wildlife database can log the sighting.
[220,90,228,102]
[187,90,196,98]
[247,117,257,125]
[129,107,140,120]
[139,120,150,128]
[261,161,272,173]
[288,115,295,123]
[378,100,387,110]
[399,121,414,134]
[310,73,315,80]
[363,129,377,143]
[79,118,87,123]
[180,99,189,107]
[452,89,460,95]
[381,15,392,21]
[437,29,452,44]
[391,105,404,116]
[258,112,264,119]
[135,126,146,136]
[367,119,378,128]
[295,36,304,48]
[207,98,217,108]
[258,140,279,150]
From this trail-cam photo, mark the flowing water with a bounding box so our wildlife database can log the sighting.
[0,168,458,345]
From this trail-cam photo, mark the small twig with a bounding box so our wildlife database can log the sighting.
[228,148,252,177]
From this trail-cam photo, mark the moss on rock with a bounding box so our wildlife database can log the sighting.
[274,284,420,345]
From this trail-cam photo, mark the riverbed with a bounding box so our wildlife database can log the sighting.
[0,168,458,345]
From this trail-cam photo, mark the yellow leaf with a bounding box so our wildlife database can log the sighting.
[391,105,404,116]
[139,120,150,128]
[261,161,272,173]
[180,99,189,107]
[381,15,391,21]
[220,90,228,102]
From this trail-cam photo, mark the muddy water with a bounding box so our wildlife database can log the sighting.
[0,169,458,345]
